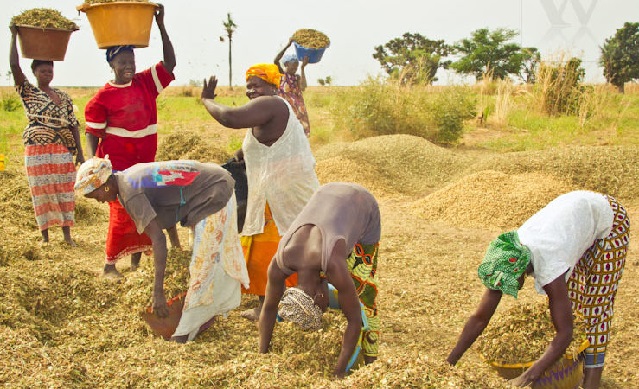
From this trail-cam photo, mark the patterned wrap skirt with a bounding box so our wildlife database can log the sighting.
[173,194,250,340]
[24,143,76,231]
[347,242,380,358]
[567,195,630,368]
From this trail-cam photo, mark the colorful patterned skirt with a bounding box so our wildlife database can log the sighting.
[105,200,152,264]
[567,195,630,368]
[347,242,380,358]
[24,143,76,231]
[173,194,250,340]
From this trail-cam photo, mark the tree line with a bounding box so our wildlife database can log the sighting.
[373,23,639,93]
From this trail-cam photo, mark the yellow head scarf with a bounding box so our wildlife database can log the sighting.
[245,63,282,87]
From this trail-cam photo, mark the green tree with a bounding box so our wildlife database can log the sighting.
[600,22,639,93]
[222,13,238,90]
[372,32,450,85]
[451,28,529,81]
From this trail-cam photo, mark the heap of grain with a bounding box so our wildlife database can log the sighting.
[477,300,588,364]
[470,145,639,202]
[11,8,78,30]
[292,28,330,49]
[412,170,573,230]
[156,132,231,163]
[314,134,472,197]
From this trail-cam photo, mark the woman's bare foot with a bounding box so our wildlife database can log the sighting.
[102,264,123,279]
[63,237,77,247]
[62,227,76,247]
[240,307,260,321]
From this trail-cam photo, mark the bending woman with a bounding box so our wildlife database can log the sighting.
[259,182,381,378]
[75,157,249,342]
[9,25,85,246]
[447,190,630,389]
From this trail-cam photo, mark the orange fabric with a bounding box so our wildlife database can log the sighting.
[241,203,297,296]
[245,63,282,87]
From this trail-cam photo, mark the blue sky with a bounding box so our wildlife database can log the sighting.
[1,0,637,86]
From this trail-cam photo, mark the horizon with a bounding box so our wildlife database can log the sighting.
[1,0,637,87]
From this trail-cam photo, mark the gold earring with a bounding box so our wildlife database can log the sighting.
[104,185,110,192]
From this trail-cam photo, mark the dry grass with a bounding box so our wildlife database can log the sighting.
[1,129,638,388]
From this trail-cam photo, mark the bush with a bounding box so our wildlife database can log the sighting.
[536,57,585,116]
[329,77,475,145]
[430,86,476,144]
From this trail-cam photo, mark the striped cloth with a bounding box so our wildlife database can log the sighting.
[24,144,76,231]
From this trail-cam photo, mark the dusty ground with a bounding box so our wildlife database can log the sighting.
[0,125,637,388]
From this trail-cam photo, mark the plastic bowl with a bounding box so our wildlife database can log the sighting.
[293,42,328,64]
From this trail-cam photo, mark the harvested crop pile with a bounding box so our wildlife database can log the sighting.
[156,132,231,163]
[0,168,107,266]
[412,170,573,230]
[11,8,78,30]
[315,134,472,197]
[292,28,330,48]
[470,145,639,202]
[477,300,588,364]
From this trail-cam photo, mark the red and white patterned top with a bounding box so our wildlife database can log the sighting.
[85,62,174,171]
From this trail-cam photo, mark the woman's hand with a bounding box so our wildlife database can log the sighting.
[153,291,169,318]
[201,76,218,100]
[9,24,18,36]
[155,3,165,25]
[75,153,86,166]
[509,371,536,387]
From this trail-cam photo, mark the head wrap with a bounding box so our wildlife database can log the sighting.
[477,231,531,298]
[106,45,134,62]
[277,287,323,331]
[282,53,298,65]
[74,156,113,195]
[31,60,54,73]
[245,63,282,87]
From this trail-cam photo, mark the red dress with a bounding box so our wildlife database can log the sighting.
[85,62,174,263]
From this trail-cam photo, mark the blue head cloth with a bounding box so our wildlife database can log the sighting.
[106,45,135,62]
[282,53,298,65]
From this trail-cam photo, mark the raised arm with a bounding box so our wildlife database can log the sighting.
[274,38,293,74]
[258,260,288,354]
[155,4,176,73]
[510,274,573,386]
[200,76,280,129]
[299,56,308,92]
[9,26,26,86]
[447,288,502,366]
